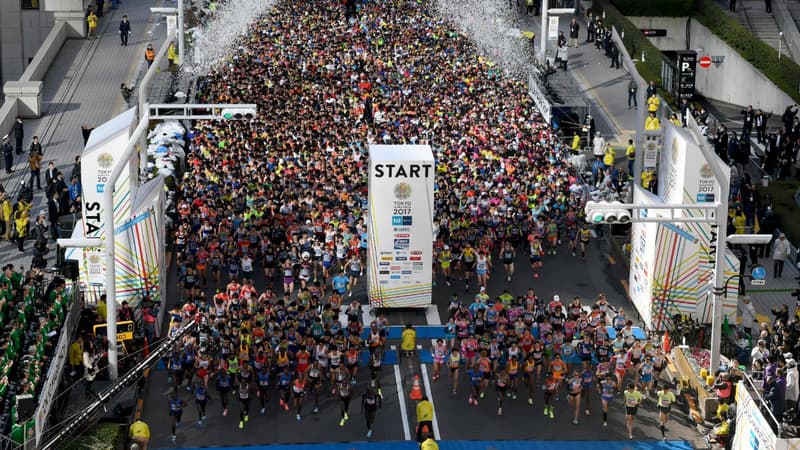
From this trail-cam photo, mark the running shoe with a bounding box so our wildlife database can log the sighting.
[534,273,539,278]
[479,392,484,399]
[340,418,346,427]
[603,422,607,427]
[512,393,517,400]
[507,276,511,282]
[528,398,533,405]
[367,429,373,438]
[572,419,578,425]
[202,415,206,421]
[223,408,228,416]
[555,395,559,401]
[186,386,192,392]
[245,415,249,422]
[452,389,457,395]
[313,407,319,413]
[506,392,512,397]
[543,407,548,416]
[548,408,554,419]
[572,252,576,257]
[446,281,451,286]
[261,408,266,415]
[629,435,633,440]
[172,435,176,443]
[497,407,503,415]
[378,388,383,398]
[296,414,301,421]
[351,378,357,385]
[197,420,203,426]
[344,413,349,420]
[585,409,590,416]
[239,421,244,429]
[283,403,289,411]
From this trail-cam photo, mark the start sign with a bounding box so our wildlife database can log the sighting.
[699,55,712,68]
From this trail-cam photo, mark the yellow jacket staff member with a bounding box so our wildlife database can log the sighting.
[416,396,434,442]
[603,144,615,167]
[129,418,150,450]
[421,437,439,450]
[645,112,661,131]
[401,323,416,352]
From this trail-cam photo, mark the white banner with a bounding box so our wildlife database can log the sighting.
[368,145,434,308]
[548,16,559,40]
[35,285,79,447]
[528,72,552,123]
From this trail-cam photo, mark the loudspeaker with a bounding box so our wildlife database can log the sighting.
[61,260,79,280]
[16,394,35,420]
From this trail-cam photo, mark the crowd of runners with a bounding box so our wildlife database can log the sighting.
[159,0,678,442]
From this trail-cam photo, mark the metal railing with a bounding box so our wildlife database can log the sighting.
[740,369,786,438]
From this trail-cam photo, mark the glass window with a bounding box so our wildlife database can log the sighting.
[22,0,40,9]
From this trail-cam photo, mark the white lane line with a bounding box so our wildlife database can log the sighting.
[419,363,441,440]
[422,304,442,440]
[391,345,412,441]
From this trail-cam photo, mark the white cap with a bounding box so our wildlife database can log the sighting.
[553,295,560,302]
[480,286,486,292]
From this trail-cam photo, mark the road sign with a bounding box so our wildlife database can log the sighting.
[699,55,712,68]
[641,29,667,37]
[93,320,135,341]
[677,51,697,100]
[751,279,765,286]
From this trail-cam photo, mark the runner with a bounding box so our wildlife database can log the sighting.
[542,371,558,419]
[581,365,594,416]
[529,237,544,278]
[567,370,583,424]
[639,355,655,396]
[336,368,352,426]
[256,364,271,415]
[194,382,208,425]
[495,366,510,415]
[598,374,616,427]
[237,365,252,429]
[168,393,187,443]
[292,371,307,421]
[656,383,677,440]
[448,347,462,395]
[467,364,483,406]
[579,225,591,260]
[307,361,323,413]
[439,245,453,286]
[623,382,644,439]
[432,339,448,381]
[500,241,516,282]
[362,381,382,438]
[215,369,232,417]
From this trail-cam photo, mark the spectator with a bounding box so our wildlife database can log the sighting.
[12,117,23,155]
[772,233,790,278]
[119,14,131,46]
[739,296,757,337]
[786,359,799,412]
[87,10,98,38]
[28,148,42,190]
[2,136,13,174]
[121,83,133,104]
[145,43,155,67]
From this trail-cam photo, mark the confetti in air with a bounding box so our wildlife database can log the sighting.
[433,0,536,79]
[189,0,275,75]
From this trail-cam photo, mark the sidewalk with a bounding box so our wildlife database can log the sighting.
[515,8,638,147]
[0,0,168,271]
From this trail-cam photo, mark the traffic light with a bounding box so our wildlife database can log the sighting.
[584,201,631,224]
[220,106,256,120]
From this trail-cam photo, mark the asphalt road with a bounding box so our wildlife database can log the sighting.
[141,233,705,448]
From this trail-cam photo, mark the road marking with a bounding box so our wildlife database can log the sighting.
[391,345,412,441]
[607,254,616,265]
[421,304,442,440]
[419,363,441,440]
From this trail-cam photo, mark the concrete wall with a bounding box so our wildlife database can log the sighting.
[627,16,689,51]
[628,16,796,115]
[0,1,55,84]
[0,100,20,144]
[773,0,800,62]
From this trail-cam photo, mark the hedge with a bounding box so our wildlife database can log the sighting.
[591,0,675,105]
[611,0,800,104]
[611,0,695,16]
[692,0,800,104]
[64,421,124,450]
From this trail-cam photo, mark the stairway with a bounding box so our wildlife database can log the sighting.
[715,0,791,59]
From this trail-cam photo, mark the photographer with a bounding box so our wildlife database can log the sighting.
[772,304,790,329]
